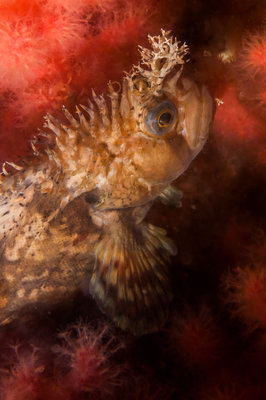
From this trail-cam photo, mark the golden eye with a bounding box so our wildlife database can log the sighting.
[157,110,173,128]
[145,101,177,136]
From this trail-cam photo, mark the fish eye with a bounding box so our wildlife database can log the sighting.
[157,110,172,128]
[145,101,177,136]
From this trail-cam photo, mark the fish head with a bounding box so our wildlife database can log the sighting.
[47,31,214,210]
[99,30,214,208]
[125,72,214,187]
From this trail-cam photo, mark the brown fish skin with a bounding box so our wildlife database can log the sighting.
[0,193,100,325]
[0,30,214,334]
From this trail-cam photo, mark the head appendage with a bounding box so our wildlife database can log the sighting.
[130,29,189,97]
[140,29,189,69]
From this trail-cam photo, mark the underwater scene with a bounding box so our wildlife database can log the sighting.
[0,0,265,398]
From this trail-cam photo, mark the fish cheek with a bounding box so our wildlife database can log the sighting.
[131,140,167,182]
[133,136,191,184]
[166,135,194,178]
[152,136,193,182]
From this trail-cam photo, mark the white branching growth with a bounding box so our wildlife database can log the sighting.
[132,29,189,98]
[117,29,190,135]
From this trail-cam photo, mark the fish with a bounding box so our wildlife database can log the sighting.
[0,30,214,335]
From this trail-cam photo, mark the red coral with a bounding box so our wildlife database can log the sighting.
[213,84,265,142]
[57,322,124,395]
[0,349,45,400]
[239,30,266,76]
[223,264,266,332]
[0,21,46,91]
[233,28,266,123]
[168,306,222,370]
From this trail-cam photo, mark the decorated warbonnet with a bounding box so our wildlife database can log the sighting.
[0,30,214,334]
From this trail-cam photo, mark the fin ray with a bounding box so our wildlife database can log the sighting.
[89,220,176,334]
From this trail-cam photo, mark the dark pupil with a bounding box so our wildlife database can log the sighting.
[158,112,172,127]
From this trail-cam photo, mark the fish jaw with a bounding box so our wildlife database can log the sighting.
[177,77,214,157]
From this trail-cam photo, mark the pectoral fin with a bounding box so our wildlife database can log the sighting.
[159,185,183,208]
[89,212,177,335]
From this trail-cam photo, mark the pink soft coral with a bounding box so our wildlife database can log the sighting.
[0,348,45,400]
[57,323,124,396]
[223,264,266,332]
[169,306,222,370]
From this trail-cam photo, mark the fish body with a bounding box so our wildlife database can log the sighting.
[0,31,214,334]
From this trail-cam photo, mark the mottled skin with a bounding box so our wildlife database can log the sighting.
[0,31,214,334]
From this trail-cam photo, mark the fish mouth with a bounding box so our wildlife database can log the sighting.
[178,77,214,156]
